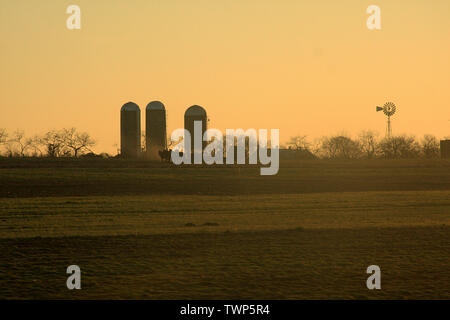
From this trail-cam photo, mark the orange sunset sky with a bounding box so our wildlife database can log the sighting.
[1,0,449,153]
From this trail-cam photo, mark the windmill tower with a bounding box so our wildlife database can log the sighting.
[376,102,396,138]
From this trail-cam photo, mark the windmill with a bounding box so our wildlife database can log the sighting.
[376,102,396,138]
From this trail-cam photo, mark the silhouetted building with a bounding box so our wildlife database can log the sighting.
[146,101,167,160]
[440,140,450,159]
[120,102,141,158]
[184,105,207,157]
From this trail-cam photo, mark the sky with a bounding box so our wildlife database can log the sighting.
[1,0,449,153]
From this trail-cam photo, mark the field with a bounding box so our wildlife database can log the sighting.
[0,158,449,299]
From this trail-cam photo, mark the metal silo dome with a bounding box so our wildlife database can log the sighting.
[121,101,140,112]
[146,101,165,111]
[185,105,207,117]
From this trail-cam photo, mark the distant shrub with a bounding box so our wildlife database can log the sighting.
[203,222,220,226]
[421,134,440,158]
[184,223,196,227]
[378,135,420,159]
[80,152,103,158]
[320,135,362,159]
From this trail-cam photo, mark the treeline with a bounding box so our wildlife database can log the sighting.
[285,131,447,159]
[0,128,98,158]
[0,127,447,160]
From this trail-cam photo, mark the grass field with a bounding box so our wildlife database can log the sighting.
[0,158,449,299]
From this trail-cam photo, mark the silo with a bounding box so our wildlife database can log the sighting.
[440,140,450,159]
[120,102,141,158]
[146,101,167,160]
[184,105,207,159]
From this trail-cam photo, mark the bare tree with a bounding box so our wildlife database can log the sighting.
[309,137,324,157]
[10,130,33,157]
[28,135,44,157]
[0,128,7,145]
[0,128,7,156]
[3,143,16,157]
[378,135,420,159]
[287,135,310,151]
[40,130,66,157]
[421,134,439,158]
[320,135,362,159]
[62,128,96,157]
[358,130,379,159]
